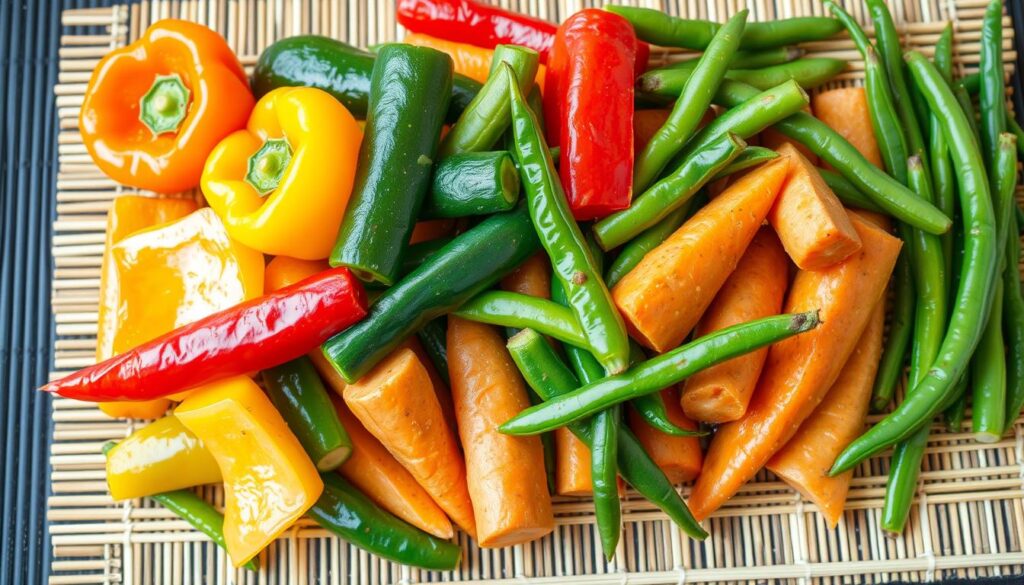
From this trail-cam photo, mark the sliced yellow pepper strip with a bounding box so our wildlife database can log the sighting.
[105,415,222,501]
[201,87,362,260]
[174,376,323,567]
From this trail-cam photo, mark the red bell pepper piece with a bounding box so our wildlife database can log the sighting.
[547,9,637,220]
[41,268,367,402]
[396,0,649,74]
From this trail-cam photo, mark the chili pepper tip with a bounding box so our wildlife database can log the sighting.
[791,309,821,333]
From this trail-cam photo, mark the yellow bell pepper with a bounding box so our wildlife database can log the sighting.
[264,256,330,292]
[174,376,323,567]
[105,415,222,500]
[201,87,362,260]
[96,204,264,418]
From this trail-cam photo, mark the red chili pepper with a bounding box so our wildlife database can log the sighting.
[41,268,367,402]
[396,0,649,74]
[547,9,637,220]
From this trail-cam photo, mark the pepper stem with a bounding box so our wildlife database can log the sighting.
[139,74,191,135]
[246,138,292,196]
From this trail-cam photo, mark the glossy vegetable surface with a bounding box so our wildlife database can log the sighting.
[423,151,520,218]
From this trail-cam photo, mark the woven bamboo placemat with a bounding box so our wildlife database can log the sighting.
[50,1,1024,583]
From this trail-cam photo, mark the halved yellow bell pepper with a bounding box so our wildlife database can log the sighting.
[201,87,362,260]
[97,204,264,418]
[105,415,222,500]
[174,376,323,567]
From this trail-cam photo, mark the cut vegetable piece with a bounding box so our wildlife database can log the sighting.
[688,215,901,520]
[628,387,703,483]
[448,317,554,547]
[500,253,551,299]
[681,228,789,423]
[761,106,817,164]
[174,376,323,567]
[812,87,884,169]
[612,156,790,352]
[265,256,329,292]
[331,396,454,539]
[766,297,885,528]
[403,32,547,92]
[96,195,200,419]
[768,143,862,270]
[343,347,476,536]
[555,428,593,496]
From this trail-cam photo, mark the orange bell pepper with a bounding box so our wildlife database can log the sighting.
[202,87,362,259]
[97,195,197,418]
[105,415,222,500]
[79,20,253,193]
[402,33,547,94]
[174,376,323,567]
[96,204,264,417]
[265,256,330,292]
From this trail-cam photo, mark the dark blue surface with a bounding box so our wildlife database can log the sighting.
[0,1,1022,584]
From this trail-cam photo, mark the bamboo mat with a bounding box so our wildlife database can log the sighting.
[50,1,1024,583]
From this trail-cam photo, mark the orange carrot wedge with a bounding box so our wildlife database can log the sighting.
[500,253,551,299]
[403,33,546,93]
[612,156,791,352]
[768,142,862,271]
[680,228,790,423]
[762,105,818,164]
[343,347,477,536]
[629,387,703,483]
[766,297,885,528]
[688,214,901,521]
[330,395,455,539]
[448,317,554,547]
[812,87,884,169]
[633,109,671,154]
[554,428,593,496]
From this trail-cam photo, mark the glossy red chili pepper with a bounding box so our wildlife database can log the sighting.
[396,0,649,74]
[548,9,637,220]
[41,268,367,402]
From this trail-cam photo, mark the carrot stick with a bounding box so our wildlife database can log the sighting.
[628,387,703,483]
[612,156,791,352]
[403,33,546,94]
[342,347,477,536]
[812,87,884,169]
[553,428,593,496]
[766,296,885,528]
[500,253,551,299]
[447,317,554,546]
[768,142,862,270]
[688,214,901,520]
[330,395,455,539]
[680,227,790,423]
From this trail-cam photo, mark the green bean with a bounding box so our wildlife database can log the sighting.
[640,58,845,95]
[711,147,780,180]
[1008,118,1024,159]
[659,47,804,71]
[953,81,981,138]
[880,157,947,533]
[505,65,630,374]
[506,327,707,540]
[604,5,842,50]
[830,53,998,475]
[819,168,884,213]
[972,280,1006,442]
[943,377,969,431]
[416,318,450,386]
[1003,209,1024,431]
[826,1,909,185]
[634,10,747,193]
[979,0,1006,167]
[927,34,957,282]
[422,151,520,218]
[500,311,820,435]
[595,133,744,250]
[603,192,705,288]
[440,45,539,157]
[626,344,704,437]
[870,253,914,412]
[453,291,587,348]
[685,77,951,234]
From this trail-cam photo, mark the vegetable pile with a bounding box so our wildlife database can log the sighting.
[62,0,1022,571]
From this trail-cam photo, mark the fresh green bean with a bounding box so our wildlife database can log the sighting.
[604,5,842,50]
[422,151,520,218]
[505,64,630,374]
[972,280,1006,442]
[943,377,969,431]
[870,253,914,412]
[595,133,745,250]
[1003,209,1024,431]
[659,46,804,71]
[953,81,981,138]
[819,168,884,213]
[440,45,539,157]
[928,27,957,282]
[416,318,450,386]
[830,53,998,475]
[500,311,820,435]
[626,344,704,437]
[453,291,587,349]
[634,10,747,193]
[640,58,845,95]
[979,0,1006,168]
[506,327,707,540]
[711,147,780,180]
[1008,118,1024,159]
